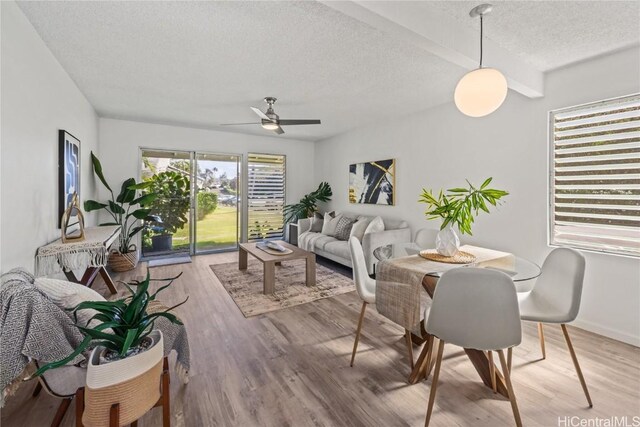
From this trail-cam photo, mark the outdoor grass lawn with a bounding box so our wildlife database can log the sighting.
[172,205,238,250]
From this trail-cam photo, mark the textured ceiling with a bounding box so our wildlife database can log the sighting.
[16,1,460,141]
[16,1,640,141]
[426,0,640,71]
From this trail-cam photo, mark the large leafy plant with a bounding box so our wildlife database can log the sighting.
[419,177,509,235]
[84,152,159,253]
[144,171,191,234]
[31,270,187,378]
[284,182,333,223]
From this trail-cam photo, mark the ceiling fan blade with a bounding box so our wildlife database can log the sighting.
[278,119,321,126]
[219,122,260,126]
[250,107,270,120]
[273,126,285,135]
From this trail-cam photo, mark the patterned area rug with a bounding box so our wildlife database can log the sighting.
[210,260,355,317]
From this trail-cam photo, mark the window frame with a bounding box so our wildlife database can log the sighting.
[547,93,640,258]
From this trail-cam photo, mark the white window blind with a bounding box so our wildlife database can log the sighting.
[549,93,640,257]
[247,153,286,241]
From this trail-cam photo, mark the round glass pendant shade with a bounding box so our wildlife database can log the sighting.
[454,67,508,117]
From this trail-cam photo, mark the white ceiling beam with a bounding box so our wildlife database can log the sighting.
[320,1,544,98]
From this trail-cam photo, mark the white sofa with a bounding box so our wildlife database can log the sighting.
[297,212,411,274]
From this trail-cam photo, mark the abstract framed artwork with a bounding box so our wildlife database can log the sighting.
[58,130,81,227]
[349,158,395,205]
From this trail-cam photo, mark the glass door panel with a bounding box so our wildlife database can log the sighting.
[194,153,241,252]
[140,150,192,258]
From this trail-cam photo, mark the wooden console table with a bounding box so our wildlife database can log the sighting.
[35,226,121,294]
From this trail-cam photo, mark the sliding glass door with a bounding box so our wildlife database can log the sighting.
[140,149,241,257]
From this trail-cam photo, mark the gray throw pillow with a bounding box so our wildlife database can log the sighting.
[333,216,357,240]
[310,214,324,232]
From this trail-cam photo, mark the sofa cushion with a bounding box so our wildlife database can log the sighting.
[310,215,324,232]
[321,212,342,235]
[313,234,338,250]
[323,241,351,260]
[334,217,357,240]
[364,216,385,234]
[349,217,371,242]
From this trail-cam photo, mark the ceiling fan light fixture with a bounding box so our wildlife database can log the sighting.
[454,3,508,117]
[261,121,279,130]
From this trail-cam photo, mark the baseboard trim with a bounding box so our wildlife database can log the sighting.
[572,318,640,347]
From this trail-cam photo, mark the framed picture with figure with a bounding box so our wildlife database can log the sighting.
[58,130,81,228]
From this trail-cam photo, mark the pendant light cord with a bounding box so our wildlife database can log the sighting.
[479,15,484,68]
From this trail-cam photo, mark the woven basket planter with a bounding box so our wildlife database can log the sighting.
[108,247,138,272]
[83,330,163,427]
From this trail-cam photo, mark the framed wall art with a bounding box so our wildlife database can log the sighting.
[58,130,81,227]
[349,158,395,205]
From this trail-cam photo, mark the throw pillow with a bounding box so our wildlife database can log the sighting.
[364,216,385,235]
[321,212,342,236]
[35,277,108,330]
[310,212,325,232]
[333,217,357,240]
[349,217,372,242]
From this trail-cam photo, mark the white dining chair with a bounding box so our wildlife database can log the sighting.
[414,228,439,248]
[423,268,523,427]
[517,247,592,407]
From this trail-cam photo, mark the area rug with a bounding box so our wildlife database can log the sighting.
[210,260,355,317]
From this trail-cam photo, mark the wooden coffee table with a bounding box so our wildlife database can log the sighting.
[238,240,316,294]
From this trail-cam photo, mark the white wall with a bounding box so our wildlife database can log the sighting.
[1,1,99,273]
[314,47,640,346]
[98,118,316,240]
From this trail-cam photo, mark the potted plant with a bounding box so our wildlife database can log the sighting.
[419,177,509,256]
[143,171,191,252]
[84,152,159,271]
[30,270,187,426]
[284,182,333,223]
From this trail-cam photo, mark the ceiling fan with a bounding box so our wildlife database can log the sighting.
[221,97,321,135]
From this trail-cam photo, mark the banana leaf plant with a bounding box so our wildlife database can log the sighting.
[84,152,159,254]
[30,270,188,378]
[284,181,333,223]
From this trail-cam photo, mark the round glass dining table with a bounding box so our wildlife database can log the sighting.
[373,242,541,282]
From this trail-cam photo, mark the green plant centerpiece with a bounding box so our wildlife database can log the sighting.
[142,171,191,252]
[84,152,159,271]
[284,182,333,223]
[30,271,187,424]
[418,177,509,256]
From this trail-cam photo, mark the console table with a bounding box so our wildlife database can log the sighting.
[35,225,121,294]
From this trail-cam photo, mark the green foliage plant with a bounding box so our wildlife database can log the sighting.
[144,171,191,234]
[84,152,159,253]
[284,182,333,223]
[197,192,218,220]
[418,177,509,235]
[30,270,187,378]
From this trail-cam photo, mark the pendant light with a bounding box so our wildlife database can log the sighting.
[454,4,508,117]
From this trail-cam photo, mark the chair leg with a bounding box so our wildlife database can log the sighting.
[75,388,85,427]
[405,329,415,369]
[131,421,138,427]
[32,381,43,397]
[350,301,368,367]
[424,340,445,427]
[162,366,171,427]
[538,323,546,359]
[497,350,523,427]
[561,324,593,408]
[51,397,72,427]
[488,351,497,394]
[507,347,513,372]
[110,403,120,427]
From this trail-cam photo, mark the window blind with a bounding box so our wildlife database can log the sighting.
[247,153,286,241]
[550,94,640,257]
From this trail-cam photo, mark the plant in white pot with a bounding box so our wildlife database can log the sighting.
[31,271,187,426]
[419,178,509,256]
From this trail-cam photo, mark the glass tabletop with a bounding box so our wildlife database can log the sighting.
[373,242,541,282]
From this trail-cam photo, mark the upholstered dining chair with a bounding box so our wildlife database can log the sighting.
[517,247,592,407]
[414,228,438,248]
[423,268,523,427]
[348,237,377,367]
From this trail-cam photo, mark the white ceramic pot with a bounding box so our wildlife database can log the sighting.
[84,330,164,427]
[435,225,460,257]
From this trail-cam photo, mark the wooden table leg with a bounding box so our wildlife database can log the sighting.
[239,247,248,270]
[306,254,316,287]
[264,262,275,294]
[465,348,509,397]
[98,266,117,294]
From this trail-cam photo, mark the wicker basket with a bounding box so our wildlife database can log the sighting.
[83,331,163,427]
[108,246,138,272]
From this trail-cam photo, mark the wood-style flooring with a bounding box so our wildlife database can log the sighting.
[2,252,639,426]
